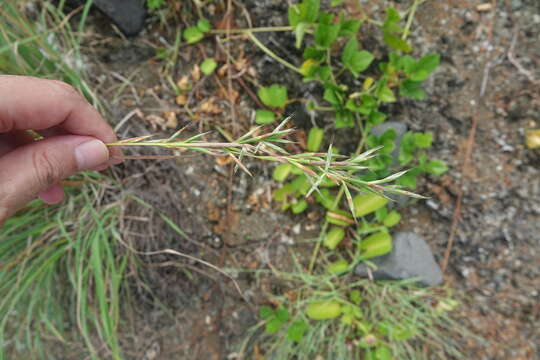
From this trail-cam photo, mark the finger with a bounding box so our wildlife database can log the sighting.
[38,184,65,205]
[0,135,109,224]
[0,75,123,164]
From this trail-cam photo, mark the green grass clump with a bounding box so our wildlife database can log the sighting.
[0,174,131,360]
[0,3,131,357]
[239,254,467,360]
[0,0,99,107]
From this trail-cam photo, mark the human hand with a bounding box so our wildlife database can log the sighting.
[0,75,123,225]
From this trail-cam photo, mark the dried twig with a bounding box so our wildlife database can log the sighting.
[507,28,540,85]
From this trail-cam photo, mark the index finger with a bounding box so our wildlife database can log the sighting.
[0,75,117,144]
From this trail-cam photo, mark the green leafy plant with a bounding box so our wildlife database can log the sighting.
[200,58,218,75]
[147,0,165,11]
[183,19,212,44]
[255,84,289,124]
[239,262,468,359]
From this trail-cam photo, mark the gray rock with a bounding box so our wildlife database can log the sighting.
[93,0,146,36]
[355,232,443,287]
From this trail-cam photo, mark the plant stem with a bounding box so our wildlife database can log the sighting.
[209,26,294,34]
[402,0,422,40]
[326,49,338,85]
[247,33,303,74]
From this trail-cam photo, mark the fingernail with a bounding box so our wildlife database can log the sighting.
[75,139,109,171]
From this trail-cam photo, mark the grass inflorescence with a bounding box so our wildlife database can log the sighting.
[108,119,422,218]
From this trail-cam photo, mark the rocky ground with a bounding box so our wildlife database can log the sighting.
[60,0,540,358]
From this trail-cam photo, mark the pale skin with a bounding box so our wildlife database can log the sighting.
[0,75,123,226]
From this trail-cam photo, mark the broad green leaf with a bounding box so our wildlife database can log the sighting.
[383,8,401,33]
[265,317,284,334]
[258,84,288,108]
[273,163,292,182]
[326,259,349,275]
[342,39,373,76]
[368,111,386,125]
[318,12,334,25]
[288,0,320,26]
[345,98,362,112]
[306,301,342,320]
[396,172,417,189]
[348,50,374,75]
[350,289,362,305]
[398,150,413,166]
[339,19,362,37]
[303,65,331,82]
[287,321,309,342]
[314,23,340,49]
[307,127,324,152]
[380,128,397,143]
[303,46,326,61]
[183,27,203,44]
[359,94,377,115]
[383,32,412,52]
[259,305,274,319]
[323,87,342,105]
[359,231,392,259]
[383,210,401,227]
[341,38,358,65]
[399,55,417,74]
[255,109,276,124]
[276,307,290,322]
[330,0,345,5]
[399,79,426,100]
[410,70,430,82]
[405,54,440,81]
[324,227,345,249]
[291,199,308,214]
[200,58,217,75]
[378,86,396,103]
[290,175,310,193]
[414,132,433,148]
[316,189,337,210]
[197,19,211,33]
[353,193,388,217]
[302,0,320,23]
[375,206,388,222]
[288,5,301,26]
[425,160,448,176]
[273,184,294,202]
[416,53,440,74]
[335,110,354,128]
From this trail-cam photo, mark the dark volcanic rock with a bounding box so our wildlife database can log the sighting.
[93,0,146,36]
[355,232,443,287]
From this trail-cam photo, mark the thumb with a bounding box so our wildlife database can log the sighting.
[0,135,109,223]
